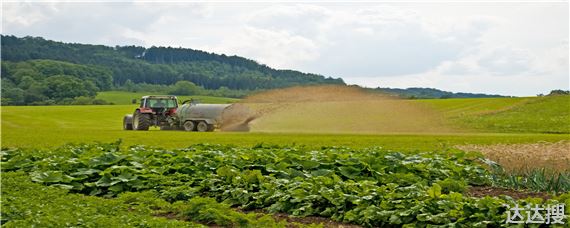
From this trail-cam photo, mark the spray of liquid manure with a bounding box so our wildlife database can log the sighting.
[223,85,454,134]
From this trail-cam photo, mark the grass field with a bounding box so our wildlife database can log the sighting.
[2,92,570,227]
[418,96,570,133]
[2,96,569,150]
[96,91,238,105]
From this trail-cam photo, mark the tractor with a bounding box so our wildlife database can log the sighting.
[123,95,179,131]
[123,95,242,132]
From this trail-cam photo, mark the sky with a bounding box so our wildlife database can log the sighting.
[2,1,569,96]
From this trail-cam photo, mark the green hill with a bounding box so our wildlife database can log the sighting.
[0,35,344,105]
[418,95,570,133]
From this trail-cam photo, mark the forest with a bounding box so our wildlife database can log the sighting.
[1,35,513,105]
[1,35,344,105]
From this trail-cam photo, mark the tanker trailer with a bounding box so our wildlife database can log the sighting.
[176,102,231,132]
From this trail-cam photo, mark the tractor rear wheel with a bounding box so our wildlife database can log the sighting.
[183,121,196,131]
[197,121,211,132]
[133,113,150,131]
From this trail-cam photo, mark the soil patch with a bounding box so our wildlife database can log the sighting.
[270,213,362,228]
[466,186,552,200]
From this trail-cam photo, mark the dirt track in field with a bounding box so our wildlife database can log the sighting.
[466,186,552,200]
[235,85,454,134]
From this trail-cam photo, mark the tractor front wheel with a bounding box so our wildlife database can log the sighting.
[133,113,150,131]
[123,115,133,130]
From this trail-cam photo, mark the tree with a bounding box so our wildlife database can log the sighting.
[44,75,93,100]
[18,76,37,90]
[2,87,25,105]
[24,82,48,104]
[123,79,136,92]
[548,90,570,96]
[168,80,203,95]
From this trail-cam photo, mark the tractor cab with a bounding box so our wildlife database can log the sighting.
[138,95,178,114]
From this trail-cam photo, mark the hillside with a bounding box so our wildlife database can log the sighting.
[418,95,570,133]
[0,35,344,105]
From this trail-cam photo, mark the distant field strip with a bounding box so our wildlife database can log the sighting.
[417,97,531,117]
[96,91,238,105]
[2,103,569,150]
[419,96,570,133]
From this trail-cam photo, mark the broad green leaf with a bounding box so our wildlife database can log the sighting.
[338,166,362,179]
[71,168,101,176]
[31,171,63,183]
[51,184,74,190]
[109,183,124,192]
[116,172,135,182]
[311,169,332,177]
[428,183,442,198]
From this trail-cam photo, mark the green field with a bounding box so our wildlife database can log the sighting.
[96,91,239,105]
[418,96,570,133]
[2,95,569,150]
[2,94,570,227]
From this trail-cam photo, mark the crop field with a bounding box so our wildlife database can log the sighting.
[2,88,570,227]
[3,142,569,227]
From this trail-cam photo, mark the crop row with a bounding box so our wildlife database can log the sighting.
[2,141,569,227]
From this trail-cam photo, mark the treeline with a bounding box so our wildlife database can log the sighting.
[1,60,113,105]
[117,80,257,98]
[1,35,344,105]
[375,87,507,99]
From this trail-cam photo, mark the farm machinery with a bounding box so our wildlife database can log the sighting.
[123,95,247,132]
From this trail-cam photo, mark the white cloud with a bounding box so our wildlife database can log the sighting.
[1,2,568,96]
[437,46,536,76]
[213,26,320,68]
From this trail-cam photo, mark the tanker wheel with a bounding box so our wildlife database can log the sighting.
[123,115,133,130]
[133,113,150,131]
[183,121,196,131]
[196,121,210,132]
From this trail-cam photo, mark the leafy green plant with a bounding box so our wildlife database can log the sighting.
[2,142,569,227]
[481,158,570,193]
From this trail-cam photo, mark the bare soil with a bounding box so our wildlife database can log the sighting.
[271,213,362,228]
[155,209,362,228]
[466,186,552,200]
[235,208,362,228]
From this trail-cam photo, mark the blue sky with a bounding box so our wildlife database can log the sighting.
[2,1,568,96]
